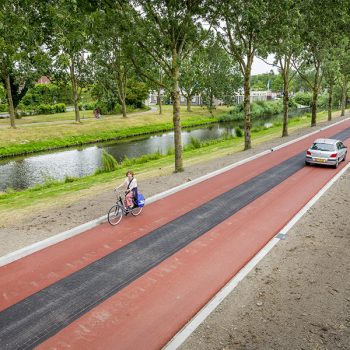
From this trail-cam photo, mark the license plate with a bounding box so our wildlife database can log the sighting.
[315,158,326,162]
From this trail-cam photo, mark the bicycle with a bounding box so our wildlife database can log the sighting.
[108,191,143,225]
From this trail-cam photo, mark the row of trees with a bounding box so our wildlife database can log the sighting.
[1,0,350,172]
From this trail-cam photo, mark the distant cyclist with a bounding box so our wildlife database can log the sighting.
[115,170,138,209]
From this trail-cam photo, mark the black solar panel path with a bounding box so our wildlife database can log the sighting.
[1,127,349,350]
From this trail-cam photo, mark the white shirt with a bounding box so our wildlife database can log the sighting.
[123,177,137,190]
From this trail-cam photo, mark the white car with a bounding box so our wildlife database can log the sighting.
[305,138,347,168]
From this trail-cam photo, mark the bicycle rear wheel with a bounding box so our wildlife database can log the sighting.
[108,205,123,225]
[131,206,143,216]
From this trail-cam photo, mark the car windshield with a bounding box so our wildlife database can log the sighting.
[311,143,335,151]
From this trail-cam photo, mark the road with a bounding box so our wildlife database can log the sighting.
[0,118,349,349]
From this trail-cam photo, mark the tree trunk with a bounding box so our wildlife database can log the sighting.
[243,65,252,150]
[282,72,289,137]
[157,88,162,115]
[69,60,80,123]
[341,77,347,117]
[171,50,183,172]
[311,63,320,127]
[115,67,127,118]
[328,84,333,121]
[4,74,16,128]
[186,95,192,112]
[121,99,127,118]
[311,88,318,127]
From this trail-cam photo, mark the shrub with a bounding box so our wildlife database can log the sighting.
[64,176,78,183]
[218,113,242,122]
[294,92,312,107]
[166,146,174,155]
[101,150,119,172]
[189,136,201,149]
[235,126,243,137]
[78,102,96,111]
[20,103,66,115]
[251,100,283,118]
[0,103,8,112]
[121,151,162,166]
[54,103,66,113]
[316,94,328,109]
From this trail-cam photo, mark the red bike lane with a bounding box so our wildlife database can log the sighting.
[1,118,350,349]
[38,144,350,350]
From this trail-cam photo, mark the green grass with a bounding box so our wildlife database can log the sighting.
[0,106,229,157]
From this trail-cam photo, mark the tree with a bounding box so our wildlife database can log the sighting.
[0,0,49,127]
[47,0,94,123]
[294,0,348,127]
[179,50,203,112]
[218,0,270,150]
[322,46,344,121]
[118,0,211,172]
[90,7,133,118]
[339,43,350,117]
[199,37,241,113]
[266,0,301,137]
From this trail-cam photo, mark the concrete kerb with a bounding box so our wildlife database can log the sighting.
[0,116,349,267]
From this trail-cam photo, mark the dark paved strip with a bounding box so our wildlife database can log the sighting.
[1,127,349,350]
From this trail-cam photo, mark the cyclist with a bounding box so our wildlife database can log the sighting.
[115,170,138,209]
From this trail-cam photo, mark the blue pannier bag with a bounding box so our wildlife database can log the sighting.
[136,193,145,207]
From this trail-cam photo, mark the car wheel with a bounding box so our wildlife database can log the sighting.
[343,151,347,162]
[333,158,339,169]
[305,160,310,166]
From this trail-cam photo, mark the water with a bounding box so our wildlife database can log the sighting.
[0,109,308,191]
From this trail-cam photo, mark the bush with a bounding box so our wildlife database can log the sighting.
[223,100,284,122]
[21,103,66,115]
[101,150,119,172]
[79,102,96,111]
[54,103,66,113]
[218,113,242,122]
[121,151,162,166]
[294,92,312,107]
[189,136,201,149]
[166,146,174,155]
[293,92,328,110]
[0,103,8,112]
[235,127,243,137]
[316,94,328,109]
[95,101,121,115]
[64,176,78,183]
[251,100,283,118]
[21,83,74,106]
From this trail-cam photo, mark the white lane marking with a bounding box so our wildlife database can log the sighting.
[163,161,350,350]
[0,117,349,267]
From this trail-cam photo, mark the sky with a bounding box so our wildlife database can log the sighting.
[251,55,278,75]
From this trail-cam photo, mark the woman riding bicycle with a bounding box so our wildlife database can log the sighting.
[115,170,138,209]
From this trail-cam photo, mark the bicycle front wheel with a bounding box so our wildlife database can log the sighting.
[131,206,143,216]
[108,205,123,225]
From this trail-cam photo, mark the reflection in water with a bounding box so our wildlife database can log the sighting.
[0,109,308,191]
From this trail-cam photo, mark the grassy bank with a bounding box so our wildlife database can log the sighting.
[0,106,229,158]
[0,109,343,223]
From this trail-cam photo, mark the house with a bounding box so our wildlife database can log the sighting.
[234,90,277,104]
[37,76,51,84]
[146,90,203,106]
